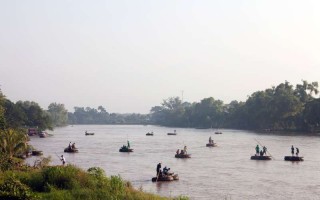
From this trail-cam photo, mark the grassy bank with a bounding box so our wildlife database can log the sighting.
[0,160,188,200]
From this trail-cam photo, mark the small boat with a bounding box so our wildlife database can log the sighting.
[284,156,304,161]
[32,150,43,156]
[146,132,154,136]
[64,147,79,153]
[167,130,177,135]
[152,174,179,182]
[175,153,191,158]
[119,146,134,152]
[85,131,94,136]
[39,131,47,138]
[251,155,272,160]
[206,143,217,147]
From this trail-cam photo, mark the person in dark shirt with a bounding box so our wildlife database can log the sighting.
[156,163,161,176]
[296,148,299,156]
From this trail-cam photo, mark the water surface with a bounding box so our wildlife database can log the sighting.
[27,125,320,200]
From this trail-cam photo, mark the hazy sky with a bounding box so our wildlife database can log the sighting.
[1,1,320,113]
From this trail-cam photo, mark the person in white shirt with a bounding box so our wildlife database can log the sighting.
[61,155,66,166]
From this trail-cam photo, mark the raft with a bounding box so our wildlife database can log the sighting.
[250,155,272,160]
[151,174,179,182]
[206,143,217,147]
[168,130,177,135]
[32,150,43,156]
[85,131,94,135]
[64,147,79,153]
[39,132,47,138]
[146,132,154,136]
[119,146,134,152]
[175,153,191,158]
[284,156,304,161]
[215,131,222,134]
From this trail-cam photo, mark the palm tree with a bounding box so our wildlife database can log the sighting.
[0,128,28,158]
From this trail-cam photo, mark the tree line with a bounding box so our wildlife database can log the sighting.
[2,98,68,131]
[68,106,149,125]
[149,80,320,132]
[1,80,320,133]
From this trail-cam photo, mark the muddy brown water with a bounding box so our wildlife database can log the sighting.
[27,125,320,200]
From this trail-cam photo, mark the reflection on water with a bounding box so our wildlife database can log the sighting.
[27,125,320,200]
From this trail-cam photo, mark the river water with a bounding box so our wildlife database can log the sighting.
[27,125,320,200]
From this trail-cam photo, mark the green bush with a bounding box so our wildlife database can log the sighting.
[0,165,187,200]
[0,175,37,200]
[42,165,86,190]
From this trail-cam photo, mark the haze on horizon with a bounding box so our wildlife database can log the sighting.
[0,0,320,114]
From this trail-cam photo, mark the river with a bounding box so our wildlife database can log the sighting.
[27,125,320,200]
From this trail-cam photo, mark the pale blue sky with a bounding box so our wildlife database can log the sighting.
[0,0,319,113]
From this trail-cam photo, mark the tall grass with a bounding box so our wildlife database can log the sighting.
[0,165,188,200]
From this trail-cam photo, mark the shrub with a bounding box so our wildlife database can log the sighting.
[0,175,37,200]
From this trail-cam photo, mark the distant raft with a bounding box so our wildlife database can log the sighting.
[215,131,222,134]
[39,131,47,138]
[85,131,94,136]
[167,130,177,135]
[146,132,154,136]
[119,146,134,152]
[151,174,179,182]
[206,143,217,147]
[250,155,272,160]
[32,150,43,156]
[64,147,79,153]
[284,156,304,161]
[175,153,191,158]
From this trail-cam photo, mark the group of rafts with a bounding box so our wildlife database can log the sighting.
[63,130,304,182]
[251,144,303,161]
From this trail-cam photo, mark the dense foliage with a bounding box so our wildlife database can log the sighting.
[0,165,187,200]
[150,80,320,132]
[47,103,68,127]
[3,99,53,131]
[68,106,149,125]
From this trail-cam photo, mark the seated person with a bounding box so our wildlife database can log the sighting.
[259,150,264,156]
[163,166,171,175]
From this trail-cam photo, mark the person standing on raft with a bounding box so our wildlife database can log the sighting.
[209,136,213,144]
[156,163,162,176]
[263,146,267,155]
[255,145,260,156]
[296,147,299,156]
[291,145,294,156]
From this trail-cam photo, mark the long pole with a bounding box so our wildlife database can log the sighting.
[55,152,61,159]
[254,138,274,159]
[55,152,62,164]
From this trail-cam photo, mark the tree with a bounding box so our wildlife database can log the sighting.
[48,103,68,127]
[15,101,52,130]
[0,128,28,158]
[294,80,319,103]
[302,98,320,132]
[0,89,5,130]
